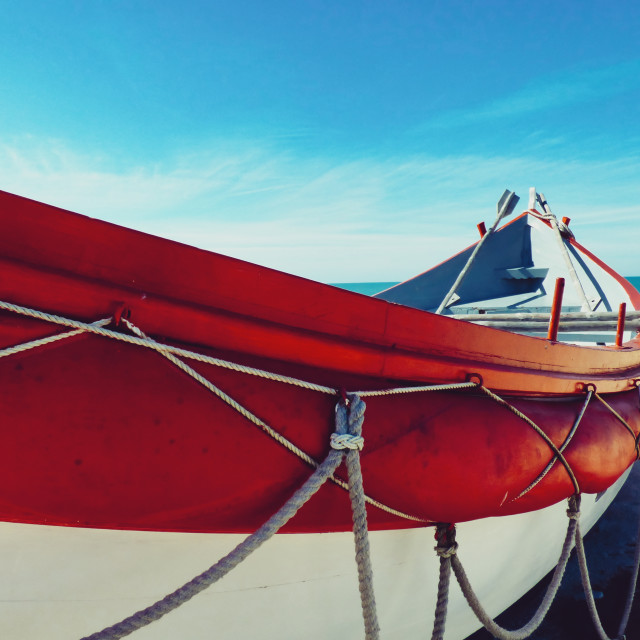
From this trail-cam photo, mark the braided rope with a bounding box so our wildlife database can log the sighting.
[82,395,379,640]
[0,300,337,394]
[356,381,477,397]
[618,485,640,638]
[0,318,112,359]
[0,299,486,401]
[514,389,593,501]
[81,455,344,640]
[574,522,617,640]
[431,524,458,640]
[478,385,580,495]
[119,318,425,524]
[338,395,380,640]
[573,473,640,640]
[2,300,639,639]
[448,495,580,640]
[4,299,639,522]
[594,392,640,458]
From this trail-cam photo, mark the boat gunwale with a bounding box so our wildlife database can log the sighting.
[1,190,640,396]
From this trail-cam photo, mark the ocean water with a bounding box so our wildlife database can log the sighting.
[335,277,640,297]
[332,282,398,295]
[628,276,640,291]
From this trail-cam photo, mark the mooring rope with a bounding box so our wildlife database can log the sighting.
[514,389,593,501]
[0,317,112,359]
[117,317,423,524]
[478,385,581,495]
[594,392,640,459]
[81,395,380,640]
[2,298,640,639]
[573,495,640,640]
[433,496,581,640]
[431,524,457,640]
[617,500,640,638]
[338,394,380,640]
[0,299,338,394]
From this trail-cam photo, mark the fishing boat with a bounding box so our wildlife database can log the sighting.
[0,187,638,639]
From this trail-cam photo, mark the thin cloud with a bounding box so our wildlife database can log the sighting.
[0,135,638,281]
[422,60,640,129]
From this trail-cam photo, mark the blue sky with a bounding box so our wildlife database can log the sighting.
[1,1,639,281]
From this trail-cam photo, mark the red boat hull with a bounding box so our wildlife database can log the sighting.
[1,190,640,533]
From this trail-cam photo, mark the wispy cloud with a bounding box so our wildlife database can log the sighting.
[1,135,639,280]
[422,60,640,130]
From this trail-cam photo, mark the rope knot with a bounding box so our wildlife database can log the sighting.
[435,541,459,559]
[330,433,365,451]
[434,523,458,558]
[333,393,366,450]
[567,494,581,520]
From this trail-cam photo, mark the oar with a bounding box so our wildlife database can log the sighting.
[435,190,520,314]
[536,192,593,312]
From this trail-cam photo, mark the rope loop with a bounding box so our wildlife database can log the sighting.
[465,372,483,387]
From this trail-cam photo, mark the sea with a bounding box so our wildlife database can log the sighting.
[335,277,640,640]
[334,276,640,296]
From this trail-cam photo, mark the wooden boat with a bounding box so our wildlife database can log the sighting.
[0,187,638,639]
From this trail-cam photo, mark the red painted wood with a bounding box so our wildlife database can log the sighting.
[547,278,565,341]
[1,190,640,534]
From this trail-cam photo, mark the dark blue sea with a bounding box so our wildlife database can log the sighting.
[335,276,640,640]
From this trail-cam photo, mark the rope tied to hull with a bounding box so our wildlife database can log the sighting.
[3,299,640,638]
[431,524,458,640]
[431,495,581,640]
[81,394,380,640]
[431,486,640,640]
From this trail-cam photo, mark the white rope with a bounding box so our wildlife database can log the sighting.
[0,299,480,401]
[513,389,593,501]
[330,433,365,450]
[118,318,425,523]
[82,396,380,640]
[0,300,337,394]
[0,318,112,358]
[440,496,581,640]
[356,381,477,396]
[478,385,580,495]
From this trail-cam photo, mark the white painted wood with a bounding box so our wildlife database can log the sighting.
[0,471,628,640]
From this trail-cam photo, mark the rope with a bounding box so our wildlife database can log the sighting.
[0,299,488,402]
[338,395,380,640]
[449,495,580,640]
[431,524,458,640]
[0,318,112,359]
[0,300,338,394]
[2,302,639,638]
[618,484,640,638]
[594,392,640,459]
[514,389,593,501]
[81,395,380,640]
[356,381,477,397]
[478,385,580,495]
[573,473,640,640]
[574,522,618,640]
[0,299,426,522]
[119,317,424,523]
